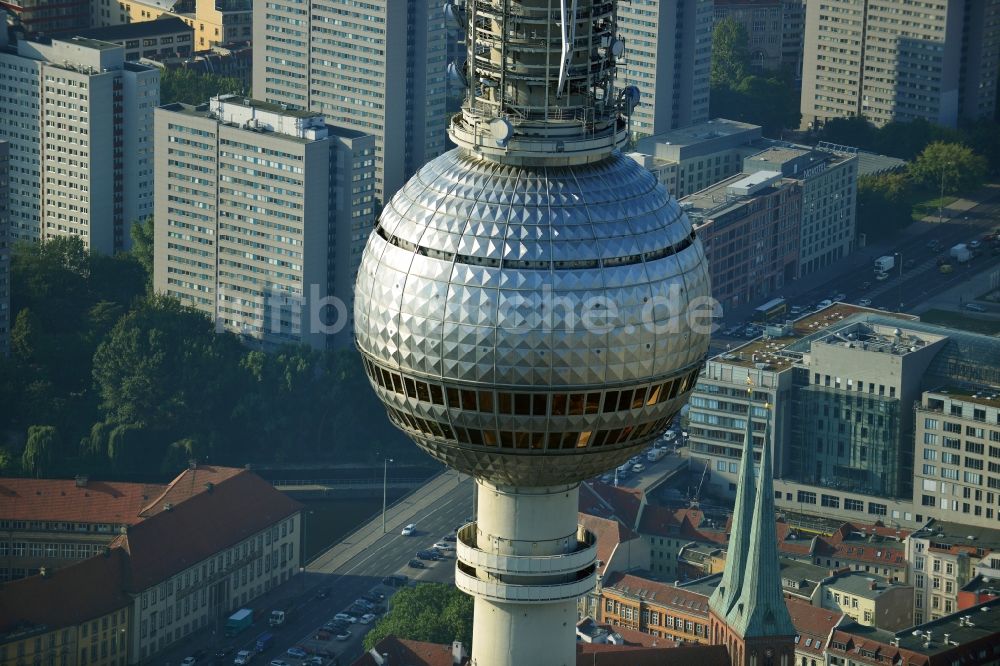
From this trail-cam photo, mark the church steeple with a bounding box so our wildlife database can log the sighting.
[726,408,796,639]
[709,378,758,620]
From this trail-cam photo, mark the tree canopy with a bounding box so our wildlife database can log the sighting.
[908,142,988,195]
[158,68,245,106]
[363,584,473,651]
[711,17,750,89]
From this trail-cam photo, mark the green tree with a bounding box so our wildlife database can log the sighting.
[711,17,749,88]
[130,216,155,286]
[856,173,914,241]
[363,584,473,651]
[159,68,245,105]
[818,116,878,151]
[22,425,59,477]
[908,142,988,195]
[710,72,801,135]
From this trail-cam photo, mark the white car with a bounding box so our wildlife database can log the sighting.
[234,652,254,666]
[359,613,377,624]
[334,613,357,624]
[875,271,889,281]
[662,431,677,441]
[632,463,645,473]
[182,659,197,666]
[858,298,872,307]
[433,541,456,552]
[401,523,416,536]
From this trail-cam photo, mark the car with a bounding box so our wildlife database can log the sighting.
[833,293,846,302]
[182,658,197,666]
[442,533,457,542]
[363,591,386,603]
[401,523,416,536]
[354,598,375,609]
[408,558,426,568]
[335,630,352,642]
[858,298,872,307]
[234,651,254,666]
[417,549,442,560]
[970,240,982,249]
[270,661,291,666]
[382,574,408,586]
[599,472,613,483]
[360,613,377,624]
[629,455,642,465]
[433,540,456,552]
[631,463,645,473]
[334,613,357,623]
[965,303,987,312]
[875,271,889,281]
[305,658,325,666]
[286,648,308,659]
[663,430,677,441]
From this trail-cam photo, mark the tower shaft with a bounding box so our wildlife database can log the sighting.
[456,482,597,666]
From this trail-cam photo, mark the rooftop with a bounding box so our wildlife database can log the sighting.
[680,172,789,225]
[638,118,762,150]
[925,386,1000,409]
[0,477,166,525]
[61,36,121,51]
[825,571,904,599]
[350,637,468,666]
[786,598,843,656]
[708,304,919,370]
[74,17,192,42]
[0,549,131,637]
[578,513,639,576]
[576,643,731,666]
[910,520,1000,552]
[603,571,712,618]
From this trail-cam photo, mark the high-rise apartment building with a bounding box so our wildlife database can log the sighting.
[0,140,8,357]
[253,0,447,204]
[801,0,1000,129]
[0,33,158,253]
[617,0,713,137]
[712,0,805,76]
[92,0,253,51]
[743,145,857,277]
[153,96,375,350]
[915,390,1000,527]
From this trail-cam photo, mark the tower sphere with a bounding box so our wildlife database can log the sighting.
[354,148,711,486]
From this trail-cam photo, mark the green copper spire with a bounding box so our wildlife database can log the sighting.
[709,378,758,619]
[726,408,796,638]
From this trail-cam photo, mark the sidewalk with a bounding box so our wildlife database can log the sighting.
[719,184,1000,326]
[306,470,464,574]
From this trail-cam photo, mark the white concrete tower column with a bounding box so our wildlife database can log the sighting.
[455,481,598,666]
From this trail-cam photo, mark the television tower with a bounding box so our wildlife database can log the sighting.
[354,1,711,664]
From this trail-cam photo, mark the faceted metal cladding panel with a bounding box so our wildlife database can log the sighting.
[355,148,711,484]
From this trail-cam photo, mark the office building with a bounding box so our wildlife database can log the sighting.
[0,550,132,666]
[153,96,375,350]
[630,119,764,199]
[744,145,857,277]
[253,0,447,204]
[0,33,158,252]
[680,171,801,311]
[75,18,195,61]
[0,140,8,356]
[617,0,713,137]
[91,0,252,51]
[0,0,90,35]
[915,390,1000,527]
[801,1,1000,129]
[819,571,913,631]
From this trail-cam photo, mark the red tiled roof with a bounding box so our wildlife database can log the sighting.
[112,470,302,591]
[0,548,131,634]
[776,522,816,556]
[785,597,842,656]
[349,637,468,666]
[577,643,731,666]
[603,572,711,618]
[579,513,639,576]
[139,465,244,517]
[0,478,166,525]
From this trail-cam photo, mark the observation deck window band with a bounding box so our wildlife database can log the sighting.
[375,223,697,271]
[362,360,702,417]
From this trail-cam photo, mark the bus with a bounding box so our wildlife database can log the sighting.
[753,297,787,323]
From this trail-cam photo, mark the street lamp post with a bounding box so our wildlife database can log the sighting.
[382,457,394,533]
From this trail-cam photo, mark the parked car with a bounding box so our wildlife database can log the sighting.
[875,271,889,281]
[305,658,325,666]
[286,648,308,659]
[408,558,426,569]
[817,299,833,309]
[858,298,872,307]
[401,523,416,536]
[354,599,375,610]
[335,630,352,642]
[359,613,377,624]
[270,661,291,666]
[433,541,456,552]
[333,613,357,624]
[966,303,987,312]
[632,463,645,473]
[234,651,254,666]
[182,658,197,666]
[416,549,442,561]
[442,534,457,542]
[970,240,982,249]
